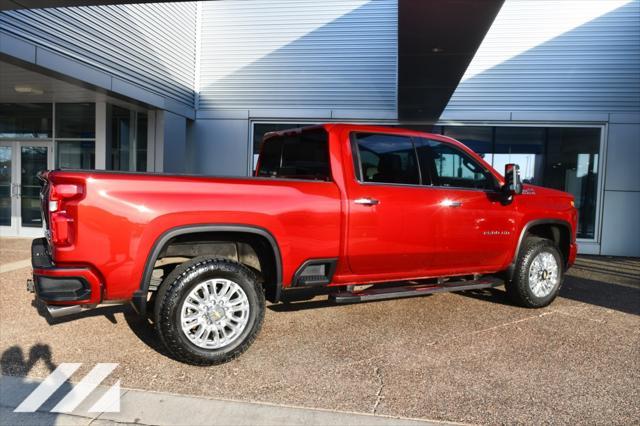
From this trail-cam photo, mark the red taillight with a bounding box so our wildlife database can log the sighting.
[48,182,84,246]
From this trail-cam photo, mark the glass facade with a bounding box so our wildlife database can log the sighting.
[0,145,11,226]
[440,125,601,239]
[253,122,602,239]
[107,105,147,172]
[57,140,95,169]
[0,103,52,139]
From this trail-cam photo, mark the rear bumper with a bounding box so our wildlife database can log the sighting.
[29,238,102,305]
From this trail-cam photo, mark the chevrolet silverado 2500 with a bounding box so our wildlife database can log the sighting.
[29,124,577,365]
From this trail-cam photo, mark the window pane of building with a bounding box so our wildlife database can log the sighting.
[20,146,47,227]
[443,126,493,161]
[256,128,330,181]
[136,112,148,172]
[57,141,95,169]
[494,127,545,185]
[0,103,52,139]
[252,123,308,172]
[108,105,131,171]
[55,103,95,138]
[0,146,11,226]
[545,128,600,239]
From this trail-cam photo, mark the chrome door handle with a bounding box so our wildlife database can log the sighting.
[441,200,463,208]
[354,197,380,206]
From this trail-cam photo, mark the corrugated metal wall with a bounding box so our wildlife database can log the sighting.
[0,2,198,108]
[197,0,397,113]
[445,0,640,113]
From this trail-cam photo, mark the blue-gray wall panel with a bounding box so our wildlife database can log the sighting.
[606,123,640,192]
[192,119,249,176]
[600,191,640,256]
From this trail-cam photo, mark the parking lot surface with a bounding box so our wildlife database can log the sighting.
[1,238,639,425]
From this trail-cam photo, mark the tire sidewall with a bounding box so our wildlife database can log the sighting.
[160,259,264,363]
[520,241,564,307]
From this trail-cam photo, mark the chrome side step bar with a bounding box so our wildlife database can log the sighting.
[329,277,503,304]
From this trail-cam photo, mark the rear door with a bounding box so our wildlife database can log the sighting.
[345,132,441,277]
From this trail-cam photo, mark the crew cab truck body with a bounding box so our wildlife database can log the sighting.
[30,123,577,364]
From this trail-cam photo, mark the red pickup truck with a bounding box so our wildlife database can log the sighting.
[29,123,577,365]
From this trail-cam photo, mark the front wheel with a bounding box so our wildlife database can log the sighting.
[506,237,564,308]
[154,257,265,365]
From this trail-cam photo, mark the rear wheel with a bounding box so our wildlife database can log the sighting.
[154,257,265,365]
[506,237,564,308]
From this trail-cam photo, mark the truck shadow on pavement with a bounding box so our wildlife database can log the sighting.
[30,299,173,359]
[461,275,640,316]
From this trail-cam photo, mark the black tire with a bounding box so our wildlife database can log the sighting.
[506,237,564,308]
[154,257,265,365]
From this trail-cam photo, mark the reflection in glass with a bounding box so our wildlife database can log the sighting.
[545,128,600,239]
[443,126,493,160]
[252,123,308,171]
[494,127,545,185]
[57,141,95,169]
[108,106,131,171]
[136,113,148,172]
[55,103,96,138]
[21,146,47,228]
[0,146,11,226]
[0,104,52,139]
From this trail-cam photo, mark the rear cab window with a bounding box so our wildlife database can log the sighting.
[256,128,331,181]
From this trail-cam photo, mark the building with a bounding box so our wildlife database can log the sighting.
[0,0,638,256]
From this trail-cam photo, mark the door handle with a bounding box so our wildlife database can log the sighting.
[354,197,380,206]
[441,199,463,208]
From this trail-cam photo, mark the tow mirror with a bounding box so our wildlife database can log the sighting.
[504,163,523,195]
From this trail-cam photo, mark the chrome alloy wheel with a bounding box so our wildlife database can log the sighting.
[528,251,560,298]
[180,279,250,349]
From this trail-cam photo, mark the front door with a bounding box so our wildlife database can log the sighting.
[0,141,52,237]
[414,137,517,272]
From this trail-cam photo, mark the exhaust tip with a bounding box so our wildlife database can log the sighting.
[46,304,83,319]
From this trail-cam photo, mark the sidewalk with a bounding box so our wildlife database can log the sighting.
[0,375,451,426]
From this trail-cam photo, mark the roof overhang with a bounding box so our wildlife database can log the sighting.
[398,0,504,122]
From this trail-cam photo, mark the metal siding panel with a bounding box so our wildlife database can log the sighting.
[0,2,197,108]
[198,0,397,112]
[444,0,640,113]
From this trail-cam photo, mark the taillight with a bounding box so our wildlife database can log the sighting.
[49,182,84,246]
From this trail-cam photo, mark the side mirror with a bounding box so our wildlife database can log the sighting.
[504,163,523,195]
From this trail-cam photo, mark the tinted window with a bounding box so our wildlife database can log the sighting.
[256,128,330,181]
[416,138,496,190]
[354,133,419,185]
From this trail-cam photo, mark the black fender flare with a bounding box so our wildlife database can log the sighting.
[506,219,573,281]
[131,224,283,316]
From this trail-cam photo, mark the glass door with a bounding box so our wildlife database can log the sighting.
[0,141,52,237]
[0,143,17,235]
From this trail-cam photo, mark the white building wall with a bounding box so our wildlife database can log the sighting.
[197,0,397,117]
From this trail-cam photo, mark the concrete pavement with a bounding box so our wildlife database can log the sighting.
[1,238,639,424]
[0,374,448,426]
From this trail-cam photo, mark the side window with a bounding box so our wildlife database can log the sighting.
[256,129,330,181]
[354,133,419,185]
[415,138,496,190]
